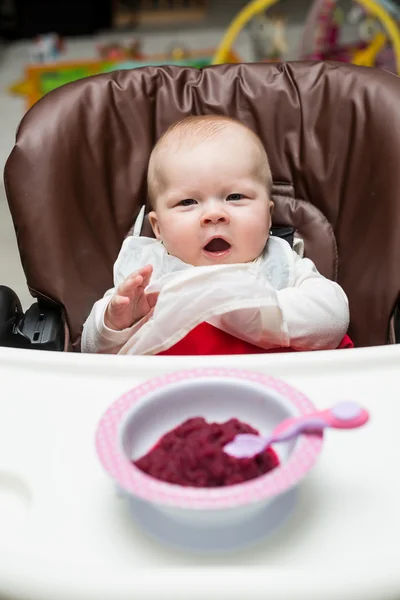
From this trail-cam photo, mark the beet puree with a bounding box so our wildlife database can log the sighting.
[134,417,279,487]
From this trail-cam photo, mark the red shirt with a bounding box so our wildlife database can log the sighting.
[158,322,354,356]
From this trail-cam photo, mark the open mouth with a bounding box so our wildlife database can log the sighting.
[203,238,231,254]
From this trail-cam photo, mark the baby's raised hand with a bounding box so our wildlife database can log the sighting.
[104,265,158,331]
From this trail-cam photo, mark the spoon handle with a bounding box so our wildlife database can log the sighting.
[272,401,369,441]
[223,402,370,458]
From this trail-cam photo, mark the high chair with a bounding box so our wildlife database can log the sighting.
[1,61,400,351]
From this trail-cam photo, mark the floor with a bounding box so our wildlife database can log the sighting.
[0,2,308,309]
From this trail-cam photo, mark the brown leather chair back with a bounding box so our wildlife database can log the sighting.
[4,62,400,350]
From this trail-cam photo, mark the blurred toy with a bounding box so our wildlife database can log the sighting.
[29,33,65,63]
[168,46,190,61]
[212,0,400,75]
[250,12,288,61]
[213,0,282,65]
[271,15,289,58]
[9,47,240,111]
[97,38,142,60]
[300,0,400,74]
[353,31,387,65]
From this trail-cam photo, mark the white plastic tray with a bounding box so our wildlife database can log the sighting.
[0,345,399,600]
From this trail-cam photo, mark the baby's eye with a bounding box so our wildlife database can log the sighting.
[178,198,197,206]
[226,193,245,201]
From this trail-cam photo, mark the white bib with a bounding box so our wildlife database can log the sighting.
[114,228,303,355]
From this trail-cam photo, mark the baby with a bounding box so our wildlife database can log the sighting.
[82,115,351,355]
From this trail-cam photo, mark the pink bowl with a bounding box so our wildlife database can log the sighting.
[95,368,323,512]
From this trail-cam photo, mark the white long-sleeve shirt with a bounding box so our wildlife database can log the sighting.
[81,234,350,356]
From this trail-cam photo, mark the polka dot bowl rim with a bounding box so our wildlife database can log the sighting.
[95,368,324,510]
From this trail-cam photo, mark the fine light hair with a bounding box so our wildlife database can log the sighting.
[147,115,272,208]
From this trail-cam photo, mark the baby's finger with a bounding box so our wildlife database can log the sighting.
[118,273,144,297]
[138,264,153,277]
[139,264,153,287]
[109,294,130,313]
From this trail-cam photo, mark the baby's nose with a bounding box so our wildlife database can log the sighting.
[201,205,230,225]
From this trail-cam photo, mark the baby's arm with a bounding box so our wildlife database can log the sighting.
[275,254,350,351]
[81,265,158,354]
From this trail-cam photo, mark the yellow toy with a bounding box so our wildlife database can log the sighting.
[353,31,387,66]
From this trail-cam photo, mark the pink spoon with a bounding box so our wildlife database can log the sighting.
[224,401,370,459]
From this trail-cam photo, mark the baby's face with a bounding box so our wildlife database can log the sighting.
[149,128,273,266]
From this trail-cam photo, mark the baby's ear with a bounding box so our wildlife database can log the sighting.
[148,211,162,240]
[269,200,274,215]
